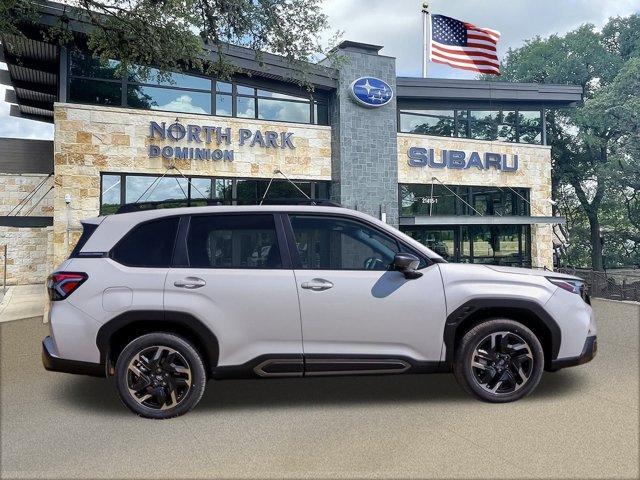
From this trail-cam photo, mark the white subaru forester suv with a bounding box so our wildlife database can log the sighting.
[43,204,597,419]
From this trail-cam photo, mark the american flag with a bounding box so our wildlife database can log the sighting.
[429,14,501,75]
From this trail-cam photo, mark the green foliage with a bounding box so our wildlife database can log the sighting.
[2,0,334,89]
[484,15,640,269]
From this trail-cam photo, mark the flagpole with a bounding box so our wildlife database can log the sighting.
[422,2,430,77]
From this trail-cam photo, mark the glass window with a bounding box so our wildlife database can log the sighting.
[400,110,455,136]
[187,214,281,269]
[314,102,329,125]
[315,181,330,200]
[70,49,121,79]
[290,215,400,271]
[236,97,255,118]
[237,85,255,95]
[469,110,497,140]
[257,89,306,101]
[518,111,542,144]
[101,175,121,215]
[215,93,232,116]
[235,179,258,205]
[400,184,529,217]
[127,85,211,114]
[213,179,233,201]
[497,111,517,142]
[216,81,232,93]
[403,228,455,261]
[189,178,212,199]
[69,78,122,106]
[128,66,211,90]
[125,176,189,203]
[111,217,179,267]
[258,98,310,123]
[260,180,311,202]
[400,184,458,217]
[470,225,524,265]
[455,110,469,137]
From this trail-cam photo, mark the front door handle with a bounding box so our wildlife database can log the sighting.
[301,278,334,291]
[174,277,206,289]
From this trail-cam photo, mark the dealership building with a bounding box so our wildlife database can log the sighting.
[0,1,582,285]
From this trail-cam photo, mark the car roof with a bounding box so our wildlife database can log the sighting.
[79,205,442,261]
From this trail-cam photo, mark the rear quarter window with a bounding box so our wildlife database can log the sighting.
[111,217,180,267]
[69,223,99,258]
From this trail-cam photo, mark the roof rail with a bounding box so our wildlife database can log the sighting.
[115,198,226,213]
[260,198,342,207]
[113,197,342,214]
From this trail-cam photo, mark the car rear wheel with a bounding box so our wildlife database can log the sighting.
[115,333,206,419]
[453,319,544,403]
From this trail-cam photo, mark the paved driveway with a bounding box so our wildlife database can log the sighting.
[1,299,638,479]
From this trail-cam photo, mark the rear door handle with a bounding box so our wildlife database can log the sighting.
[301,278,334,291]
[173,277,206,289]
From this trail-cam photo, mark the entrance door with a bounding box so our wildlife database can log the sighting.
[164,213,303,373]
[287,214,447,374]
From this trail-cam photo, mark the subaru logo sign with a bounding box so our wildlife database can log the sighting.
[349,77,393,108]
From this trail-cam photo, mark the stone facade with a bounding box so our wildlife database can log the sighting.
[0,173,53,216]
[52,103,332,263]
[0,173,54,284]
[397,134,554,268]
[324,47,399,225]
[0,226,53,286]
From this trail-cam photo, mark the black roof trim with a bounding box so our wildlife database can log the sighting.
[0,138,54,174]
[331,41,384,55]
[0,216,53,228]
[396,77,583,107]
[18,0,338,89]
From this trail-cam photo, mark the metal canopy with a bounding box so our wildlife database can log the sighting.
[0,34,59,123]
[399,215,567,226]
[396,77,583,108]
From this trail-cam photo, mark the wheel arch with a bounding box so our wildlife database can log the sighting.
[443,299,561,369]
[96,310,219,377]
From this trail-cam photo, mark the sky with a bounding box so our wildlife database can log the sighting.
[1,0,639,140]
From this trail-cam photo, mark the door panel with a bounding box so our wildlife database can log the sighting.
[294,268,445,361]
[165,269,302,367]
[164,213,302,368]
[288,214,447,363]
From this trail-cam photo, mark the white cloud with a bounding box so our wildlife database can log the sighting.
[154,94,209,114]
[321,0,640,78]
[0,62,54,140]
[2,1,639,141]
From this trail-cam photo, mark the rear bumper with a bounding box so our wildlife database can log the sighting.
[42,336,105,377]
[549,335,597,371]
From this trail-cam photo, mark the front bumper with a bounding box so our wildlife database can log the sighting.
[549,335,597,371]
[42,336,105,377]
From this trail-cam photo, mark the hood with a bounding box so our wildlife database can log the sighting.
[484,265,581,281]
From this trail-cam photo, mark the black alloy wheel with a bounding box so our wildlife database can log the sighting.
[454,319,544,403]
[115,333,206,419]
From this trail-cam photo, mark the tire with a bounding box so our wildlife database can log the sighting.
[115,333,206,419]
[453,319,544,403]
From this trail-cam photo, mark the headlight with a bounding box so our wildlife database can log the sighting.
[546,277,590,303]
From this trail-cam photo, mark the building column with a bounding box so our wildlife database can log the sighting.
[322,42,399,226]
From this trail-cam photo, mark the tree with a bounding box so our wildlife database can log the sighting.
[487,16,640,270]
[1,0,333,87]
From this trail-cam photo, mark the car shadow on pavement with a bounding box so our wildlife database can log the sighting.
[61,369,586,414]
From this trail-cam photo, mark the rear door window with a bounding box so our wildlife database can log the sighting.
[111,217,179,267]
[187,214,282,269]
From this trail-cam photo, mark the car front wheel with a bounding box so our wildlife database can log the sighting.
[453,319,544,403]
[115,333,206,419]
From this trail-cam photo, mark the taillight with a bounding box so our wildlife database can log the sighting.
[47,272,88,301]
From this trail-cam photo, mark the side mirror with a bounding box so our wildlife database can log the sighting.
[393,253,423,279]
